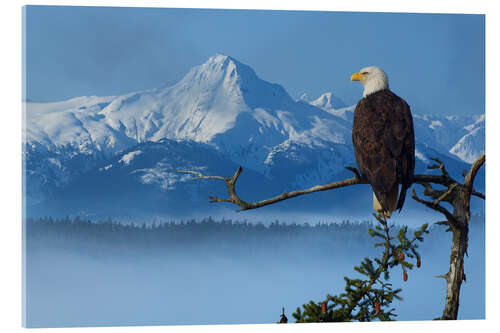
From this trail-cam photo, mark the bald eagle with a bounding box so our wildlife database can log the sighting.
[350,66,415,218]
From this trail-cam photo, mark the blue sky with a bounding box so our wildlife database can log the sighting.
[24,6,484,116]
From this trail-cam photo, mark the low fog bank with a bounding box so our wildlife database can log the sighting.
[25,215,484,327]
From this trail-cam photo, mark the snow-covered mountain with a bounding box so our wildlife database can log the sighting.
[23,54,485,219]
[307,92,347,110]
[28,139,281,219]
[449,114,485,163]
[24,55,355,202]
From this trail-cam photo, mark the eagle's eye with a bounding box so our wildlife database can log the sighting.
[361,71,369,75]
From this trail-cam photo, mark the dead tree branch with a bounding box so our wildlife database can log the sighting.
[433,184,458,205]
[471,190,485,200]
[410,153,485,320]
[464,154,485,192]
[179,166,366,212]
[178,155,484,212]
[411,188,457,226]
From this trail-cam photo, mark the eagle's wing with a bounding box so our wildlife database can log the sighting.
[385,93,415,210]
[352,90,415,212]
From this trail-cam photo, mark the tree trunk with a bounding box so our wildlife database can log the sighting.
[441,186,470,320]
[441,224,468,319]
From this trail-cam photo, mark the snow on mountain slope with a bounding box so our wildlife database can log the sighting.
[449,115,485,163]
[412,114,485,163]
[28,139,280,219]
[309,92,347,111]
[263,138,353,188]
[25,95,133,155]
[24,95,137,204]
[24,54,484,213]
[99,54,353,173]
[25,54,354,178]
[99,55,255,144]
[26,54,483,168]
[322,105,356,122]
[412,114,468,154]
[301,92,354,121]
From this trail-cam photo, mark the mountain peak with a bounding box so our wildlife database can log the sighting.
[298,93,310,102]
[310,92,347,110]
[207,53,235,64]
[311,92,333,110]
[198,54,257,79]
[204,54,234,70]
[176,55,295,111]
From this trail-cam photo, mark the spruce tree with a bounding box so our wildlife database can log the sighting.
[293,215,429,322]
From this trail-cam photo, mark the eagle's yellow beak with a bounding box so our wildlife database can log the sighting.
[350,72,364,82]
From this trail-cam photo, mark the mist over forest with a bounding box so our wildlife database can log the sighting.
[24,215,485,327]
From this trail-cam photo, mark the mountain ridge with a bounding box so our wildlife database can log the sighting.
[23,54,485,220]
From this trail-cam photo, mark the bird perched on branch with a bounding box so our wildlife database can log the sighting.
[351,66,415,218]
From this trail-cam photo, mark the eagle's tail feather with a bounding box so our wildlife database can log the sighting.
[373,184,399,218]
[396,183,409,212]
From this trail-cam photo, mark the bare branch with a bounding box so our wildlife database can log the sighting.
[411,188,457,226]
[428,158,451,179]
[418,182,450,202]
[177,170,227,182]
[344,166,362,180]
[411,157,459,187]
[179,165,460,212]
[464,153,485,191]
[412,174,455,187]
[434,221,452,232]
[433,184,458,205]
[180,166,367,212]
[471,191,485,200]
[177,168,252,209]
[178,155,485,214]
[235,172,365,211]
[208,196,232,204]
[435,221,450,226]
[230,166,243,184]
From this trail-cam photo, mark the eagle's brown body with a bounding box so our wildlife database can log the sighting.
[352,89,415,216]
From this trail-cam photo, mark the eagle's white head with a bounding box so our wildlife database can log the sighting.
[350,66,389,98]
